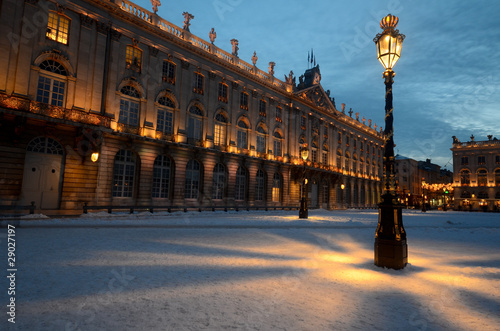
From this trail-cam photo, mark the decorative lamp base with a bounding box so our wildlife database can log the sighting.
[374,238,408,270]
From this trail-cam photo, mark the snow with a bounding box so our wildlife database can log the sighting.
[2,209,500,330]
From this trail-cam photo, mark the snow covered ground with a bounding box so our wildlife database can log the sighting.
[1,209,499,330]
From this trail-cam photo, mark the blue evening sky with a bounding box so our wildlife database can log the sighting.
[133,0,500,169]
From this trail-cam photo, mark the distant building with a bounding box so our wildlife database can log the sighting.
[451,135,500,211]
[395,155,452,208]
[0,0,384,212]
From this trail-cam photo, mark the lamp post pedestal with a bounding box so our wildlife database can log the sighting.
[299,197,308,219]
[375,194,407,269]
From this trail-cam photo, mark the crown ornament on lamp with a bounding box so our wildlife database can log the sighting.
[373,14,406,71]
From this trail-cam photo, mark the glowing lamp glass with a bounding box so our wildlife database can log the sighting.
[301,148,309,161]
[91,152,99,162]
[376,33,403,70]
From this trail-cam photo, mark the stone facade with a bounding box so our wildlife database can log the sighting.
[0,0,384,211]
[451,135,500,211]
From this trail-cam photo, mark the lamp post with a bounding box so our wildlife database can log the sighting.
[299,145,309,219]
[373,14,407,270]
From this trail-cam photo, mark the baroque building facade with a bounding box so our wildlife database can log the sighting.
[451,135,500,211]
[0,0,384,211]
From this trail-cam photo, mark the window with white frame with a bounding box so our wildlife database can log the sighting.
[46,12,70,45]
[152,155,171,198]
[156,96,174,134]
[36,60,68,107]
[185,160,201,199]
[118,86,141,127]
[112,150,136,197]
[214,113,227,146]
[125,45,142,71]
[187,105,203,140]
[218,82,228,103]
[237,120,248,149]
[212,163,225,200]
[240,92,249,110]
[275,106,282,123]
[162,60,176,84]
[193,72,204,94]
[259,100,267,117]
[235,166,247,201]
[255,169,266,201]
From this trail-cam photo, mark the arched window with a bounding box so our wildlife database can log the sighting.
[255,169,266,201]
[237,120,249,149]
[235,166,247,201]
[256,125,267,154]
[152,155,171,198]
[27,137,64,155]
[119,86,141,127]
[273,131,283,157]
[477,169,488,186]
[36,60,68,107]
[187,105,203,140]
[157,96,175,134]
[185,160,201,199]
[272,173,282,202]
[212,163,225,200]
[214,113,227,146]
[496,169,500,186]
[460,169,470,186]
[112,150,136,197]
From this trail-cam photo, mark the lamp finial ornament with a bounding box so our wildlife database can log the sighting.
[380,14,399,30]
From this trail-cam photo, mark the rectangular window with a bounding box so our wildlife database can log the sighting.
[273,139,282,157]
[214,123,226,146]
[496,155,500,164]
[461,156,468,165]
[162,61,176,84]
[300,116,306,130]
[36,76,65,107]
[46,12,70,45]
[324,125,328,139]
[275,107,282,123]
[157,109,173,134]
[478,156,486,165]
[193,73,204,94]
[125,46,142,71]
[322,152,328,165]
[188,117,202,140]
[218,83,228,103]
[257,135,266,153]
[311,149,317,163]
[237,130,247,149]
[272,187,280,202]
[259,100,267,117]
[119,99,139,126]
[240,92,248,110]
[338,132,342,144]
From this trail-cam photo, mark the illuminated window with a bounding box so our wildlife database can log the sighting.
[460,169,470,186]
[218,82,228,103]
[259,100,267,117]
[240,92,249,110]
[214,113,227,146]
[36,60,68,107]
[152,155,171,198]
[255,169,266,201]
[275,106,282,123]
[125,45,142,71]
[187,106,203,140]
[118,86,140,127]
[112,150,136,197]
[156,96,174,134]
[162,61,176,84]
[185,160,201,199]
[477,169,488,186]
[237,120,248,149]
[322,143,329,165]
[256,125,267,154]
[235,167,247,201]
[193,73,204,94]
[212,163,225,200]
[272,173,281,202]
[478,156,486,165]
[300,115,306,130]
[46,12,70,45]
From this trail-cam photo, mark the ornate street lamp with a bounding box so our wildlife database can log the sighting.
[299,145,309,219]
[373,14,407,269]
